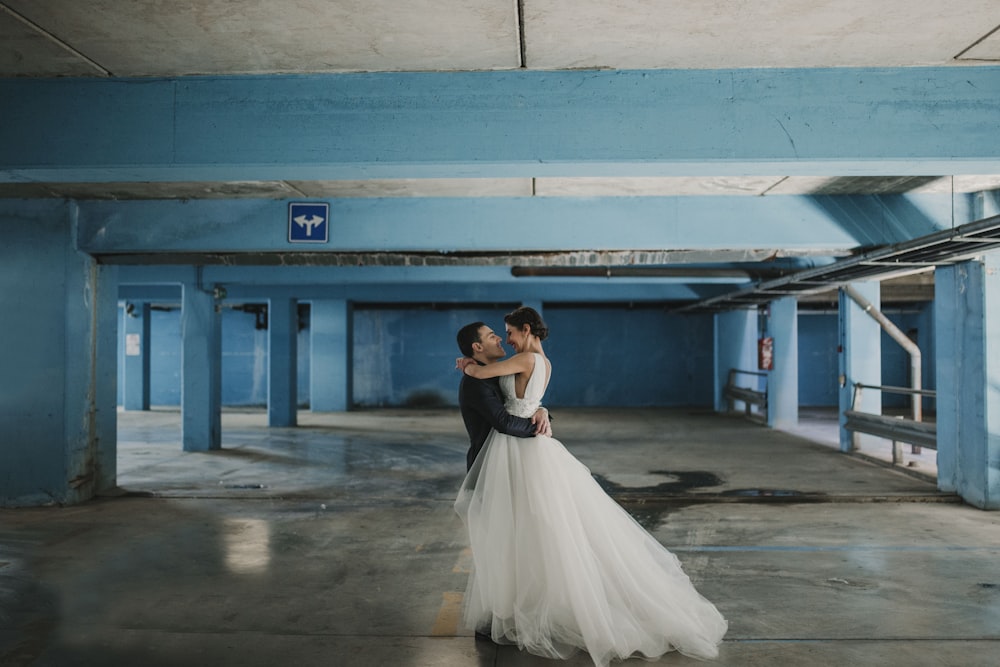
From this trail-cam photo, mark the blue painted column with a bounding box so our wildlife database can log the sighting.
[0,201,117,506]
[122,301,151,410]
[935,256,1000,509]
[768,297,799,428]
[713,309,759,413]
[181,282,222,451]
[92,264,120,495]
[310,300,353,412]
[268,297,298,426]
[838,282,882,452]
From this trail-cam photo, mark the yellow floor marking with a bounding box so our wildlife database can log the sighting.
[431,591,464,636]
[452,546,473,574]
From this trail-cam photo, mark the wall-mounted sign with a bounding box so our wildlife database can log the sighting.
[125,333,141,356]
[288,202,329,243]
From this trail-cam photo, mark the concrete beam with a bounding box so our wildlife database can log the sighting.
[77,194,969,256]
[3,68,1000,182]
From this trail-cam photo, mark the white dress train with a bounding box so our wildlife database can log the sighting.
[455,353,727,665]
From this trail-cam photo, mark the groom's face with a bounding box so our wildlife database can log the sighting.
[476,326,506,361]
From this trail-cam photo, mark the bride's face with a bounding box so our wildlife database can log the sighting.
[505,323,530,353]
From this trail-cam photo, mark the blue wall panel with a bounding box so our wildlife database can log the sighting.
[119,306,310,407]
[798,314,840,407]
[150,309,182,406]
[222,309,268,406]
[543,308,715,408]
[116,302,935,411]
[352,306,516,408]
[796,305,936,409]
[880,303,935,409]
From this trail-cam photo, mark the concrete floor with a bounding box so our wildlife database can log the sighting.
[2,407,999,666]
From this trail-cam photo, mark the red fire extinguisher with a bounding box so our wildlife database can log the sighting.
[758,337,774,371]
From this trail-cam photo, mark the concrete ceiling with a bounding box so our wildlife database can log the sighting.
[2,1,999,200]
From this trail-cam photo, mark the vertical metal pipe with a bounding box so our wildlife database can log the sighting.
[843,285,922,422]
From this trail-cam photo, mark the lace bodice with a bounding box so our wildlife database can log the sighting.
[499,353,547,418]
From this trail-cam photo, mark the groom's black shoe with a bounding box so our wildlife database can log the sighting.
[474,630,495,643]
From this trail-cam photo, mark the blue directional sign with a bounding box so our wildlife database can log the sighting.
[288,202,329,243]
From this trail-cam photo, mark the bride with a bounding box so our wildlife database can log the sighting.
[455,306,727,666]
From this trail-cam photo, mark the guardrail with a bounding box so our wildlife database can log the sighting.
[843,382,936,464]
[723,369,767,424]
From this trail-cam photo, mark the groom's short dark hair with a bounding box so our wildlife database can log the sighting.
[457,322,486,358]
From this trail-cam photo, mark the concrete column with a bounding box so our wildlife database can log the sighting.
[268,297,298,426]
[181,282,222,451]
[713,309,759,413]
[123,301,151,410]
[768,297,799,429]
[977,190,1000,219]
[0,201,118,506]
[838,282,882,452]
[310,300,352,412]
[935,256,1000,509]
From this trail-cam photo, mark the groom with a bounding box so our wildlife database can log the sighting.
[456,321,551,471]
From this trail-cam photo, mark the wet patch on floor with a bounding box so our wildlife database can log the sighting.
[720,488,829,502]
[593,470,724,497]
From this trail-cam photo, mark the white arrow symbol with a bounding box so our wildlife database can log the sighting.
[293,214,325,237]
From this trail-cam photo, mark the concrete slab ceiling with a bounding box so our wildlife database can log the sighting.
[0,0,997,257]
[3,176,1000,201]
[3,1,997,77]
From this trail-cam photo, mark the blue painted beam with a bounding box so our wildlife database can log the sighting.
[3,68,1000,181]
[77,194,970,255]
[197,265,758,286]
[127,282,741,305]
[118,285,183,301]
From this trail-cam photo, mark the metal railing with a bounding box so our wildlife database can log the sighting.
[843,382,937,464]
[723,369,768,423]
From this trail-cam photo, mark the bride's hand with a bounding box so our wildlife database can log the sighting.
[456,356,476,373]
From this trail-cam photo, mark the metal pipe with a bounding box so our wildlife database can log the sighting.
[843,284,922,423]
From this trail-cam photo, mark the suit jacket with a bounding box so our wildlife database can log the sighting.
[459,373,536,471]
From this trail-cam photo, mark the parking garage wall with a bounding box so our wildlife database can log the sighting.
[117,302,935,410]
[797,305,936,408]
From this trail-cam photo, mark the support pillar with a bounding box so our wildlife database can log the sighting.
[935,256,1000,509]
[768,297,799,429]
[713,309,758,413]
[838,282,882,452]
[310,300,352,411]
[181,282,222,451]
[0,201,118,506]
[268,297,298,426]
[123,301,151,410]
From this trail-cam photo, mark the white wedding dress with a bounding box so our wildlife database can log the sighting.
[455,353,727,665]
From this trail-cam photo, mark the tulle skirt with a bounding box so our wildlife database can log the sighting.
[455,430,727,666]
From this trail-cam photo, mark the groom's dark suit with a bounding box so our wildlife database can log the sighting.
[459,372,536,471]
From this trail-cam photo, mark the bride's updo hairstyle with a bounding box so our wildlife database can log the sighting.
[504,306,549,341]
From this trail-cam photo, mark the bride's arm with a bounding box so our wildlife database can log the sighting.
[462,352,533,380]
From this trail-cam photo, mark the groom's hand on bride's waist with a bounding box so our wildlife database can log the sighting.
[531,408,552,437]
